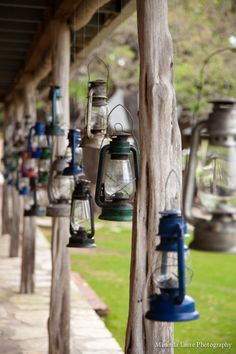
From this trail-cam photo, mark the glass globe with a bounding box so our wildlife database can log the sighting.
[51,175,74,202]
[70,199,91,233]
[197,143,236,213]
[103,153,135,201]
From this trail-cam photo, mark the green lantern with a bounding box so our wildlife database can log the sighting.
[95,105,139,221]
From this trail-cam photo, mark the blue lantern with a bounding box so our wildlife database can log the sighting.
[63,129,83,176]
[45,86,65,136]
[27,122,49,159]
[146,210,199,322]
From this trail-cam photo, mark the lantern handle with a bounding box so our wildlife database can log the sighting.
[86,85,94,139]
[183,120,208,226]
[106,104,135,136]
[164,169,181,210]
[27,126,34,153]
[87,55,110,91]
[176,223,185,304]
[95,144,109,208]
[88,193,95,238]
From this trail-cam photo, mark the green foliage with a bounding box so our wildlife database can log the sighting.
[169,0,236,112]
[70,78,88,104]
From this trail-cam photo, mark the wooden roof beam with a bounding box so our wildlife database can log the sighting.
[0,0,49,10]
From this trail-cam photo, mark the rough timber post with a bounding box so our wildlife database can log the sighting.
[2,108,13,237]
[20,81,37,293]
[9,99,24,257]
[125,1,182,353]
[48,21,71,354]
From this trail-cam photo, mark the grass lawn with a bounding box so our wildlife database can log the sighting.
[47,218,236,352]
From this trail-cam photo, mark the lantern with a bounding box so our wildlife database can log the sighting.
[67,179,95,248]
[18,176,30,196]
[38,147,51,184]
[183,98,236,252]
[81,58,110,149]
[146,210,199,322]
[95,133,139,221]
[47,156,74,217]
[45,86,65,136]
[13,121,25,151]
[28,122,48,159]
[21,151,38,178]
[63,129,83,176]
[24,177,47,217]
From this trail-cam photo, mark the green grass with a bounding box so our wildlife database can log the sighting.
[57,219,236,352]
[70,220,132,347]
[174,247,236,354]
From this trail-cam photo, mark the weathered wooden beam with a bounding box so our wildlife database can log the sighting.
[70,0,110,32]
[1,106,13,237]
[9,99,24,257]
[0,0,49,10]
[71,0,136,73]
[0,7,44,24]
[48,20,71,354]
[6,0,134,103]
[125,1,181,353]
[0,31,33,43]
[20,80,36,293]
[0,21,37,33]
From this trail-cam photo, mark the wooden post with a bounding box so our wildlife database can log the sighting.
[48,21,71,354]
[20,81,37,293]
[125,1,182,354]
[2,180,12,236]
[9,99,24,257]
[2,107,14,237]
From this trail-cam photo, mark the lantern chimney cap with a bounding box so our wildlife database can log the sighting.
[209,97,236,107]
[159,209,182,217]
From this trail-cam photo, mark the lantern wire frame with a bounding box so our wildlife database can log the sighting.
[87,55,110,92]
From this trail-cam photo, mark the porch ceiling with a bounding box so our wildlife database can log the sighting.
[0,0,135,103]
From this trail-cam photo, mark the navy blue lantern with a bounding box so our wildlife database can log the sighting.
[28,122,49,159]
[63,129,83,176]
[18,175,30,196]
[146,210,199,322]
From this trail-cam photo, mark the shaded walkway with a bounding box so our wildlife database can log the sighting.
[0,231,123,354]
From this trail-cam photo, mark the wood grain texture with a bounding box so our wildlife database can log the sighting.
[48,21,71,354]
[125,1,182,353]
[9,187,21,257]
[2,184,12,236]
[20,216,36,293]
[20,83,36,293]
[9,99,24,257]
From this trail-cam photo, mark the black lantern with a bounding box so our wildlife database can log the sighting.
[184,98,236,252]
[67,179,95,248]
[95,105,139,221]
[63,129,83,176]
